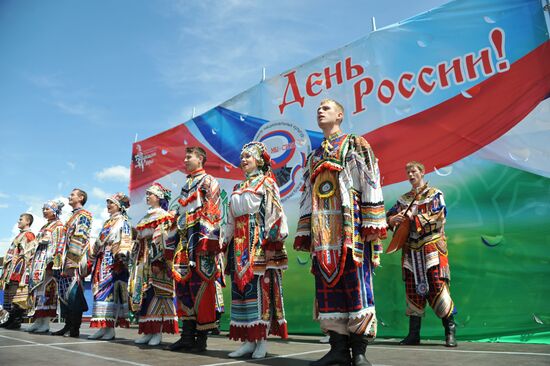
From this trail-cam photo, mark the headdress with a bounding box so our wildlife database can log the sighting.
[43,200,64,217]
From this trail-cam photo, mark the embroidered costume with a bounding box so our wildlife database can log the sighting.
[89,195,133,330]
[29,212,65,320]
[387,183,457,347]
[0,227,36,328]
[224,167,289,342]
[169,168,222,351]
[130,205,179,335]
[294,133,387,336]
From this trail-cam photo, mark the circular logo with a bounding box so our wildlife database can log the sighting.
[254,120,311,202]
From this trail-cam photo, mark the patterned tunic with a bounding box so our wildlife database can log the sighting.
[1,229,36,310]
[54,208,93,315]
[224,172,289,342]
[28,220,65,318]
[129,207,179,334]
[89,212,133,328]
[294,133,387,337]
[171,169,223,331]
[387,185,455,318]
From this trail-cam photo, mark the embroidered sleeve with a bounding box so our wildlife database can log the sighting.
[197,176,222,254]
[293,155,313,252]
[50,225,67,270]
[350,135,387,240]
[262,177,288,251]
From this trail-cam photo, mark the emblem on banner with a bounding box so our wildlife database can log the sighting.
[254,121,311,202]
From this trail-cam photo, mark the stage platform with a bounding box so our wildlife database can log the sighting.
[1,324,549,365]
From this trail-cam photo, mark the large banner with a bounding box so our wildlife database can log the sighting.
[129,0,550,341]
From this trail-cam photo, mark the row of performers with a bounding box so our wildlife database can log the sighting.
[0,99,457,366]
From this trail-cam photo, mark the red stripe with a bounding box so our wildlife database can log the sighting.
[367,40,550,186]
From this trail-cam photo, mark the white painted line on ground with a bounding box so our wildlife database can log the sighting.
[0,340,107,348]
[368,345,550,357]
[0,334,151,366]
[200,349,331,366]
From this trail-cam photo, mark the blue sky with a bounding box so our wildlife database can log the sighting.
[0,0,447,252]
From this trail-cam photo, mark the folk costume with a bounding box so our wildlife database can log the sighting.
[28,201,66,333]
[294,132,387,366]
[387,183,457,347]
[88,193,133,340]
[0,225,35,329]
[129,183,179,346]
[225,142,288,359]
[167,168,223,352]
[51,204,93,337]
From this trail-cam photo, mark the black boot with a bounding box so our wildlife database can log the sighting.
[399,316,421,345]
[51,315,72,336]
[310,331,351,366]
[442,315,457,347]
[349,334,372,366]
[192,330,208,352]
[69,312,82,338]
[165,320,196,351]
[5,305,24,330]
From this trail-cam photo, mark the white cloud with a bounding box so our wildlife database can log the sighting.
[67,161,76,170]
[91,187,111,200]
[0,203,8,209]
[0,192,9,199]
[95,165,130,182]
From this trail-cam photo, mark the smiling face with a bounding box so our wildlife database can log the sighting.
[42,207,56,221]
[68,189,83,208]
[240,151,259,174]
[184,151,202,173]
[146,191,160,208]
[407,165,425,189]
[106,199,121,216]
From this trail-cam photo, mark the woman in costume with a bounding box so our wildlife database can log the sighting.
[224,141,289,359]
[27,200,66,333]
[88,193,133,340]
[129,183,179,346]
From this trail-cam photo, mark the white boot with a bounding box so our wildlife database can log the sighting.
[134,333,153,344]
[27,318,43,332]
[88,327,106,339]
[35,318,50,333]
[252,339,268,359]
[147,332,162,346]
[228,341,256,358]
[101,327,115,340]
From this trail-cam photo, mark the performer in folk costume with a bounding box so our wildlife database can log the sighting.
[27,200,66,333]
[166,147,223,352]
[294,99,387,366]
[51,189,92,338]
[224,141,289,360]
[88,193,133,340]
[386,161,457,347]
[0,213,36,329]
[130,182,179,346]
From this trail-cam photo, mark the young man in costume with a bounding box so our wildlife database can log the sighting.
[51,188,92,338]
[386,161,457,347]
[294,99,387,366]
[166,147,223,352]
[0,213,36,329]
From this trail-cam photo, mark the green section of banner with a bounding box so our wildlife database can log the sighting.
[220,163,550,343]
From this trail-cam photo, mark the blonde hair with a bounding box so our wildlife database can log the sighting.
[320,99,344,115]
[406,161,425,173]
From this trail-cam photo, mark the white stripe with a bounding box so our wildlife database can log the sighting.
[368,344,550,357]
[0,334,151,366]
